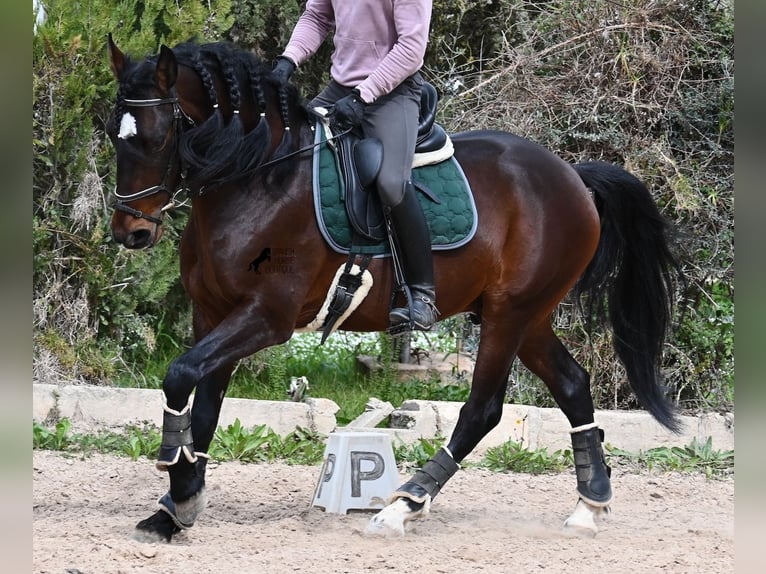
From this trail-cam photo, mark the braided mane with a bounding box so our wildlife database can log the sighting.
[116,41,307,192]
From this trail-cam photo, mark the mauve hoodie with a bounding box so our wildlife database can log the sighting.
[282,0,433,104]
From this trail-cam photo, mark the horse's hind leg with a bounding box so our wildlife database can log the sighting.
[518,321,612,536]
[368,314,523,535]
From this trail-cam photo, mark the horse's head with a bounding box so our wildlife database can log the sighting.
[106,34,189,249]
[106,35,309,249]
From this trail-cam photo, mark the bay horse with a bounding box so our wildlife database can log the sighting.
[106,35,681,541]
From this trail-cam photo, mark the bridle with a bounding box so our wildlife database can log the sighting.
[112,92,194,225]
[112,91,351,225]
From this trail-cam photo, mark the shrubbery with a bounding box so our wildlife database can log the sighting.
[33,1,733,414]
[423,0,734,412]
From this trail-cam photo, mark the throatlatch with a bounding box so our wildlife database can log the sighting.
[156,395,209,471]
[392,447,460,504]
[570,423,612,506]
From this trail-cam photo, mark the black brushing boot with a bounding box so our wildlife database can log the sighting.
[570,424,613,506]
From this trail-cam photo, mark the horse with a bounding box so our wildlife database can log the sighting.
[105,35,681,542]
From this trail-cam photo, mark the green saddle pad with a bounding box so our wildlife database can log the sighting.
[312,129,477,256]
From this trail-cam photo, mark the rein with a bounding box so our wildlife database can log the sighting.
[112,94,194,225]
[254,123,352,173]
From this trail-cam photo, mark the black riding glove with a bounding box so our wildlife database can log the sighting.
[329,89,367,131]
[269,56,296,88]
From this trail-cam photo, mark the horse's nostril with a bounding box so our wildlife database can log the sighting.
[124,228,153,249]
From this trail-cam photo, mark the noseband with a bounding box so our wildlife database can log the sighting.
[113,94,194,225]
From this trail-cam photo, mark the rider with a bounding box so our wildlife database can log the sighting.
[271,0,438,331]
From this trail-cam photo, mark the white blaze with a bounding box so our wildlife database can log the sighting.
[118,112,138,139]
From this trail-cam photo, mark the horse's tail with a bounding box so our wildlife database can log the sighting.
[573,161,682,433]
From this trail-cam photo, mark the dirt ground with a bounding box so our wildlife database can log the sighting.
[33,451,733,574]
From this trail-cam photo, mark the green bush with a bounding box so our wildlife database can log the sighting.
[33,1,234,385]
[227,0,333,95]
[607,437,734,478]
[482,440,573,474]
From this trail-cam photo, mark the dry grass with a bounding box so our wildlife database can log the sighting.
[424,0,733,412]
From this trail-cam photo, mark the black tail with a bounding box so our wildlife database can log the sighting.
[573,162,682,433]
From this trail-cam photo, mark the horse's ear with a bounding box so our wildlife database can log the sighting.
[156,45,178,93]
[107,33,126,80]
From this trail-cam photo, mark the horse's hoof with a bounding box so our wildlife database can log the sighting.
[365,500,407,537]
[133,510,181,543]
[364,496,431,537]
[562,521,598,538]
[562,498,608,537]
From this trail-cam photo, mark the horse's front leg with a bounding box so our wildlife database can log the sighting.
[134,306,291,543]
[133,362,232,542]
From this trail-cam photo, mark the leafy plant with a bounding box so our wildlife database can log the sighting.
[73,430,128,455]
[208,421,326,465]
[33,419,162,459]
[404,379,472,403]
[277,427,326,466]
[394,437,446,469]
[33,419,72,451]
[32,418,325,465]
[210,420,277,462]
[481,440,573,474]
[607,437,734,478]
[122,426,163,461]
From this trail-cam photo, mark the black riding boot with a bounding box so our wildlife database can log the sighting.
[387,182,439,330]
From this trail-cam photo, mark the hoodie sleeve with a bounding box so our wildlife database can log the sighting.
[356,0,432,103]
[282,0,335,66]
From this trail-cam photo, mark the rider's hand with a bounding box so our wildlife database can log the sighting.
[269,56,296,88]
[329,89,367,131]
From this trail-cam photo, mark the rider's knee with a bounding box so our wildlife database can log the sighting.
[377,174,406,207]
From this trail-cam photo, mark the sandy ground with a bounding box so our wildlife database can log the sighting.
[33,451,733,574]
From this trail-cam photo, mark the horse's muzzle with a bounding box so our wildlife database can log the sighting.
[111,224,160,249]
